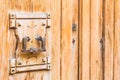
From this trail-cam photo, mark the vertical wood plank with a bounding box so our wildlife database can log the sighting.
[79,0,82,79]
[0,0,61,80]
[61,0,78,80]
[32,0,61,80]
[61,0,72,79]
[90,0,103,80]
[8,0,33,80]
[105,0,114,80]
[72,0,79,80]
[80,0,91,80]
[114,0,120,80]
[0,0,9,80]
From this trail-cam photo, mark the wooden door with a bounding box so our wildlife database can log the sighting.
[79,0,120,80]
[0,0,78,80]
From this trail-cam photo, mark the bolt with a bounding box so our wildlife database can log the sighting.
[47,13,50,18]
[47,65,51,69]
[11,14,15,18]
[12,69,14,72]
[11,68,16,73]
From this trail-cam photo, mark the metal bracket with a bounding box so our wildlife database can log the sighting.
[9,57,51,74]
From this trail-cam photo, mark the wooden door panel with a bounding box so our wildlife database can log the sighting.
[61,0,78,80]
[0,0,79,80]
[0,0,61,80]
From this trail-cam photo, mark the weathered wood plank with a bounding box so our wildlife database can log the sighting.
[72,0,78,80]
[32,0,61,80]
[104,0,114,80]
[61,0,78,80]
[0,0,61,80]
[80,0,90,80]
[79,0,82,79]
[114,0,120,80]
[0,0,14,80]
[90,0,103,80]
[61,0,72,80]
[33,0,61,80]
[9,0,33,80]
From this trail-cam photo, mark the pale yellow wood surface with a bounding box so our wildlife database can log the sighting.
[0,1,10,80]
[61,0,78,80]
[79,0,82,80]
[90,0,103,80]
[79,0,91,80]
[1,0,120,80]
[105,0,114,80]
[0,0,61,80]
[114,0,120,80]
[72,0,79,80]
[32,0,61,80]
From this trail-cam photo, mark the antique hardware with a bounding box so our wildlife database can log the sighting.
[21,36,30,52]
[9,12,51,53]
[21,35,46,53]
[9,12,51,74]
[9,57,51,74]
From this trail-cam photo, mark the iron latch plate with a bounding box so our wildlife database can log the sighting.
[9,12,51,74]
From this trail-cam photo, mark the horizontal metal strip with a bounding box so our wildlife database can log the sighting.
[10,18,50,19]
[10,64,51,74]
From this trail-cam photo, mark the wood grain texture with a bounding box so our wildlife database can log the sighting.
[0,0,9,80]
[72,0,78,80]
[90,0,103,80]
[114,0,120,80]
[32,0,61,80]
[79,0,82,79]
[61,0,78,80]
[104,0,114,80]
[9,0,33,80]
[1,0,120,80]
[0,0,61,80]
[80,0,91,80]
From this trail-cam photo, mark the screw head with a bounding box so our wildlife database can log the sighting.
[10,14,16,18]
[47,64,51,69]
[47,13,51,18]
